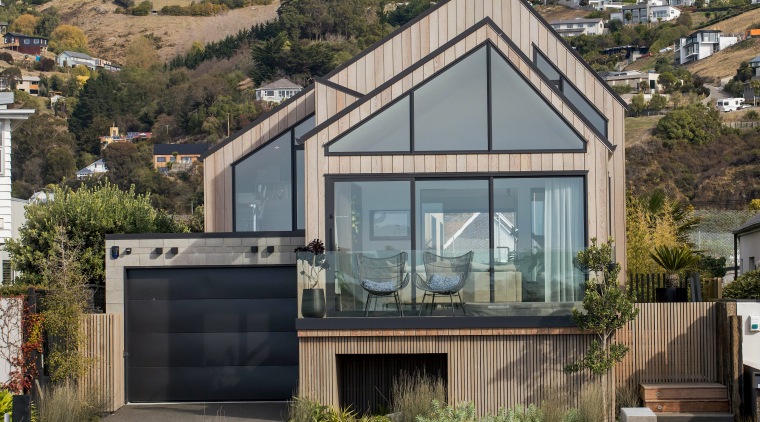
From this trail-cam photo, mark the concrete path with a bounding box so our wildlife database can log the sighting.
[703,84,729,105]
[103,402,289,422]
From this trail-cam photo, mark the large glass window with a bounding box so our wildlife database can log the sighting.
[491,50,585,150]
[234,133,292,231]
[327,98,410,153]
[233,114,313,232]
[327,44,584,154]
[414,48,488,151]
[534,49,608,138]
[327,176,586,316]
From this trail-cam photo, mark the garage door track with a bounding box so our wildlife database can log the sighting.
[104,402,288,422]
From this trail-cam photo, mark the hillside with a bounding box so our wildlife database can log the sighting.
[533,4,588,22]
[697,6,760,35]
[685,38,760,81]
[38,0,280,63]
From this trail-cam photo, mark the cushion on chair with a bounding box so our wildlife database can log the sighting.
[362,279,398,293]
[428,274,461,291]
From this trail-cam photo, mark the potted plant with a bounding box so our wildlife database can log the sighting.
[295,239,328,318]
[650,244,699,303]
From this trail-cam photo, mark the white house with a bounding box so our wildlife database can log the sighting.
[76,158,108,180]
[611,3,681,24]
[600,70,661,92]
[56,51,97,69]
[749,54,760,77]
[734,213,760,275]
[16,75,39,96]
[0,92,33,283]
[254,78,303,103]
[549,18,606,37]
[675,30,738,65]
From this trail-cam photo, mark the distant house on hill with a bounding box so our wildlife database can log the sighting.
[2,33,47,55]
[611,3,681,24]
[549,18,605,37]
[153,144,209,173]
[56,51,121,72]
[750,55,760,78]
[76,159,108,180]
[599,70,660,93]
[255,79,303,103]
[0,23,7,36]
[100,125,152,149]
[675,30,738,65]
[57,51,97,69]
[16,75,39,96]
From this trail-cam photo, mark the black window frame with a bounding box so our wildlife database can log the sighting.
[231,113,314,233]
[324,42,588,156]
[532,46,609,141]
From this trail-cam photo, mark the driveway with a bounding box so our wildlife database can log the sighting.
[703,84,729,105]
[103,402,289,422]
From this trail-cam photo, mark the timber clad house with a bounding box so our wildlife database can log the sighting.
[105,0,628,412]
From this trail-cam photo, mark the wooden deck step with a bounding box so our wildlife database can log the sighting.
[640,383,730,414]
[640,383,727,401]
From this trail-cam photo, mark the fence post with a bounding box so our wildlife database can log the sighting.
[716,301,743,418]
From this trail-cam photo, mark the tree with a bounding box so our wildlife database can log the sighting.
[565,238,639,420]
[34,7,60,37]
[0,67,22,91]
[131,0,153,16]
[624,11,632,23]
[750,199,760,210]
[102,142,152,187]
[656,103,723,145]
[648,93,667,111]
[125,35,159,69]
[6,182,187,287]
[68,72,123,154]
[629,93,647,116]
[48,25,88,53]
[10,14,39,35]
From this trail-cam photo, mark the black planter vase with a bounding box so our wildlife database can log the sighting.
[302,288,326,318]
[655,287,688,303]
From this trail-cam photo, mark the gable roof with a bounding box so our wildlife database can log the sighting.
[750,55,760,64]
[735,213,760,235]
[257,78,302,90]
[153,143,209,155]
[62,51,94,60]
[320,0,627,109]
[5,32,46,40]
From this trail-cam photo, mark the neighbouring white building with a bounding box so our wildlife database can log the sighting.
[254,78,303,103]
[675,30,738,65]
[56,51,121,72]
[610,3,681,24]
[76,158,108,180]
[0,92,33,284]
[549,18,606,37]
[600,70,661,92]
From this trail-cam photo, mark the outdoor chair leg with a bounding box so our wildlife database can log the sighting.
[418,292,427,316]
[449,294,455,316]
[364,294,371,317]
[430,293,436,316]
[394,292,403,317]
[457,292,466,316]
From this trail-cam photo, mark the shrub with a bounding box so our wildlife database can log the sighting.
[0,52,13,64]
[615,385,640,418]
[38,382,106,422]
[288,397,390,422]
[656,103,723,145]
[392,371,446,422]
[744,110,759,121]
[612,85,632,94]
[723,269,760,299]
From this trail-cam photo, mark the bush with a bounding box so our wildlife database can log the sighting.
[656,103,723,145]
[288,397,390,422]
[612,85,632,94]
[723,269,760,299]
[392,371,446,422]
[744,110,759,121]
[38,382,106,422]
[0,52,13,64]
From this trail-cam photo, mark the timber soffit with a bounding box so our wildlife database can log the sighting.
[199,85,315,161]
[321,0,628,110]
[299,19,616,153]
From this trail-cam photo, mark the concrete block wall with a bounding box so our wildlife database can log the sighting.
[105,234,304,314]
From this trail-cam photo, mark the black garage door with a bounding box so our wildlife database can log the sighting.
[125,266,298,402]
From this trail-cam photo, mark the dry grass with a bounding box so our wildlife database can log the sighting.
[686,38,760,80]
[36,0,280,63]
[535,5,589,22]
[38,382,107,422]
[624,54,659,72]
[626,115,663,147]
[575,383,605,422]
[698,7,760,35]
[391,371,447,422]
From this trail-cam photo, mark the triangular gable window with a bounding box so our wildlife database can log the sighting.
[491,49,585,150]
[326,43,585,154]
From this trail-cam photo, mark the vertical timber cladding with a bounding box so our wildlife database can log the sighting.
[299,329,596,416]
[125,266,298,402]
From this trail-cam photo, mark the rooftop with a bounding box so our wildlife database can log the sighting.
[256,78,302,90]
[549,18,603,25]
[735,213,760,235]
[62,51,94,60]
[153,143,210,155]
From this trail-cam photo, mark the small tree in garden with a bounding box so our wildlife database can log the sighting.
[565,238,639,420]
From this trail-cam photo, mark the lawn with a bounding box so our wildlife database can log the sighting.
[625,115,663,147]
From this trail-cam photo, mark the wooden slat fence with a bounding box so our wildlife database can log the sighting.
[80,314,124,412]
[616,302,717,391]
[627,273,688,303]
[723,121,760,130]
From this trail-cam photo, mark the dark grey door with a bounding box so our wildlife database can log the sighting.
[125,266,298,402]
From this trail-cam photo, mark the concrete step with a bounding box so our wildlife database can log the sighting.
[654,412,734,422]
